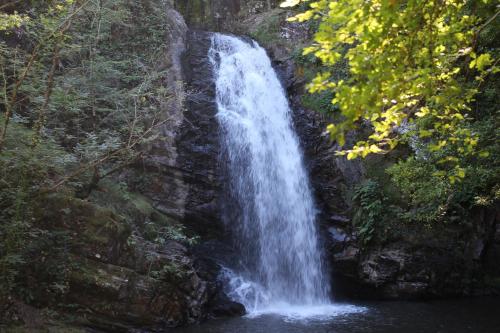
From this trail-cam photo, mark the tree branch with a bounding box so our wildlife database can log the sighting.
[42,116,170,194]
[0,0,92,153]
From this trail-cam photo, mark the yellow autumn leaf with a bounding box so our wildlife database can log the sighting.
[280,0,301,8]
[369,145,384,153]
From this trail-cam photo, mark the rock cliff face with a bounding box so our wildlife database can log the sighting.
[137,7,189,222]
[53,6,214,330]
[329,206,500,299]
[17,2,497,331]
[25,191,209,331]
[176,31,222,238]
[168,2,500,302]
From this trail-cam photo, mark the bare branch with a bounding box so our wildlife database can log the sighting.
[43,116,170,193]
[0,1,21,11]
[31,18,72,148]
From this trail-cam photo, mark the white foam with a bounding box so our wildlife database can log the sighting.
[246,302,367,322]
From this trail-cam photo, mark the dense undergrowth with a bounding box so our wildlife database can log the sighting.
[0,0,193,324]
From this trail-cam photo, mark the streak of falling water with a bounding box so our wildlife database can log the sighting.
[209,33,333,316]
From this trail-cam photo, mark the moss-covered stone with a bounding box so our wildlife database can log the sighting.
[12,156,205,330]
[66,248,207,328]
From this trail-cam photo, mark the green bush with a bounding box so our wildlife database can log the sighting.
[352,180,386,244]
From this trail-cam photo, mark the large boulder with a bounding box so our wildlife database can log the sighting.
[34,194,210,331]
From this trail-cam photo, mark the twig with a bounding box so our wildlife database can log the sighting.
[0,1,21,11]
[42,117,170,193]
[477,9,500,35]
[31,18,72,148]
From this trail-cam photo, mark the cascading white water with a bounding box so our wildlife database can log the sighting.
[209,33,335,317]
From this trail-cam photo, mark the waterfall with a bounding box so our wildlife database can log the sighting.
[209,33,334,316]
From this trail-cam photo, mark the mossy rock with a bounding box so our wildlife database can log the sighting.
[92,179,181,228]
[38,193,131,246]
[67,255,201,328]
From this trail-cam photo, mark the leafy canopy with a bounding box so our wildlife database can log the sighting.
[282,0,498,180]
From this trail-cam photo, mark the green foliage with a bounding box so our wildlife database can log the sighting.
[281,0,499,242]
[1,0,170,191]
[20,229,74,305]
[250,9,284,45]
[144,222,199,247]
[301,90,338,115]
[150,262,187,282]
[387,157,451,223]
[388,158,449,207]
[352,111,499,238]
[283,0,498,178]
[0,12,29,31]
[293,35,348,116]
[356,125,497,229]
[352,180,385,244]
[0,0,193,312]
[0,117,75,303]
[387,147,499,224]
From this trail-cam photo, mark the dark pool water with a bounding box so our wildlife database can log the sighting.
[168,297,500,333]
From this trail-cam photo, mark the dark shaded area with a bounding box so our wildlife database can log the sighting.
[171,296,500,333]
[177,30,224,238]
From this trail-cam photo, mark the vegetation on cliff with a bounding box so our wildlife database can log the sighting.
[0,0,499,328]
[284,1,498,167]
[0,1,198,329]
[280,0,498,243]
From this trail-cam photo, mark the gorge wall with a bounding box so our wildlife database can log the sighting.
[4,1,499,332]
[170,0,500,301]
[77,2,500,329]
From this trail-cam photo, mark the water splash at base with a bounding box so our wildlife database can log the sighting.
[219,267,366,321]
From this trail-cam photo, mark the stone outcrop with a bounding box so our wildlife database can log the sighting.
[329,207,499,300]
[56,5,218,330]
[176,31,223,238]
[137,7,189,222]
[31,193,208,331]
